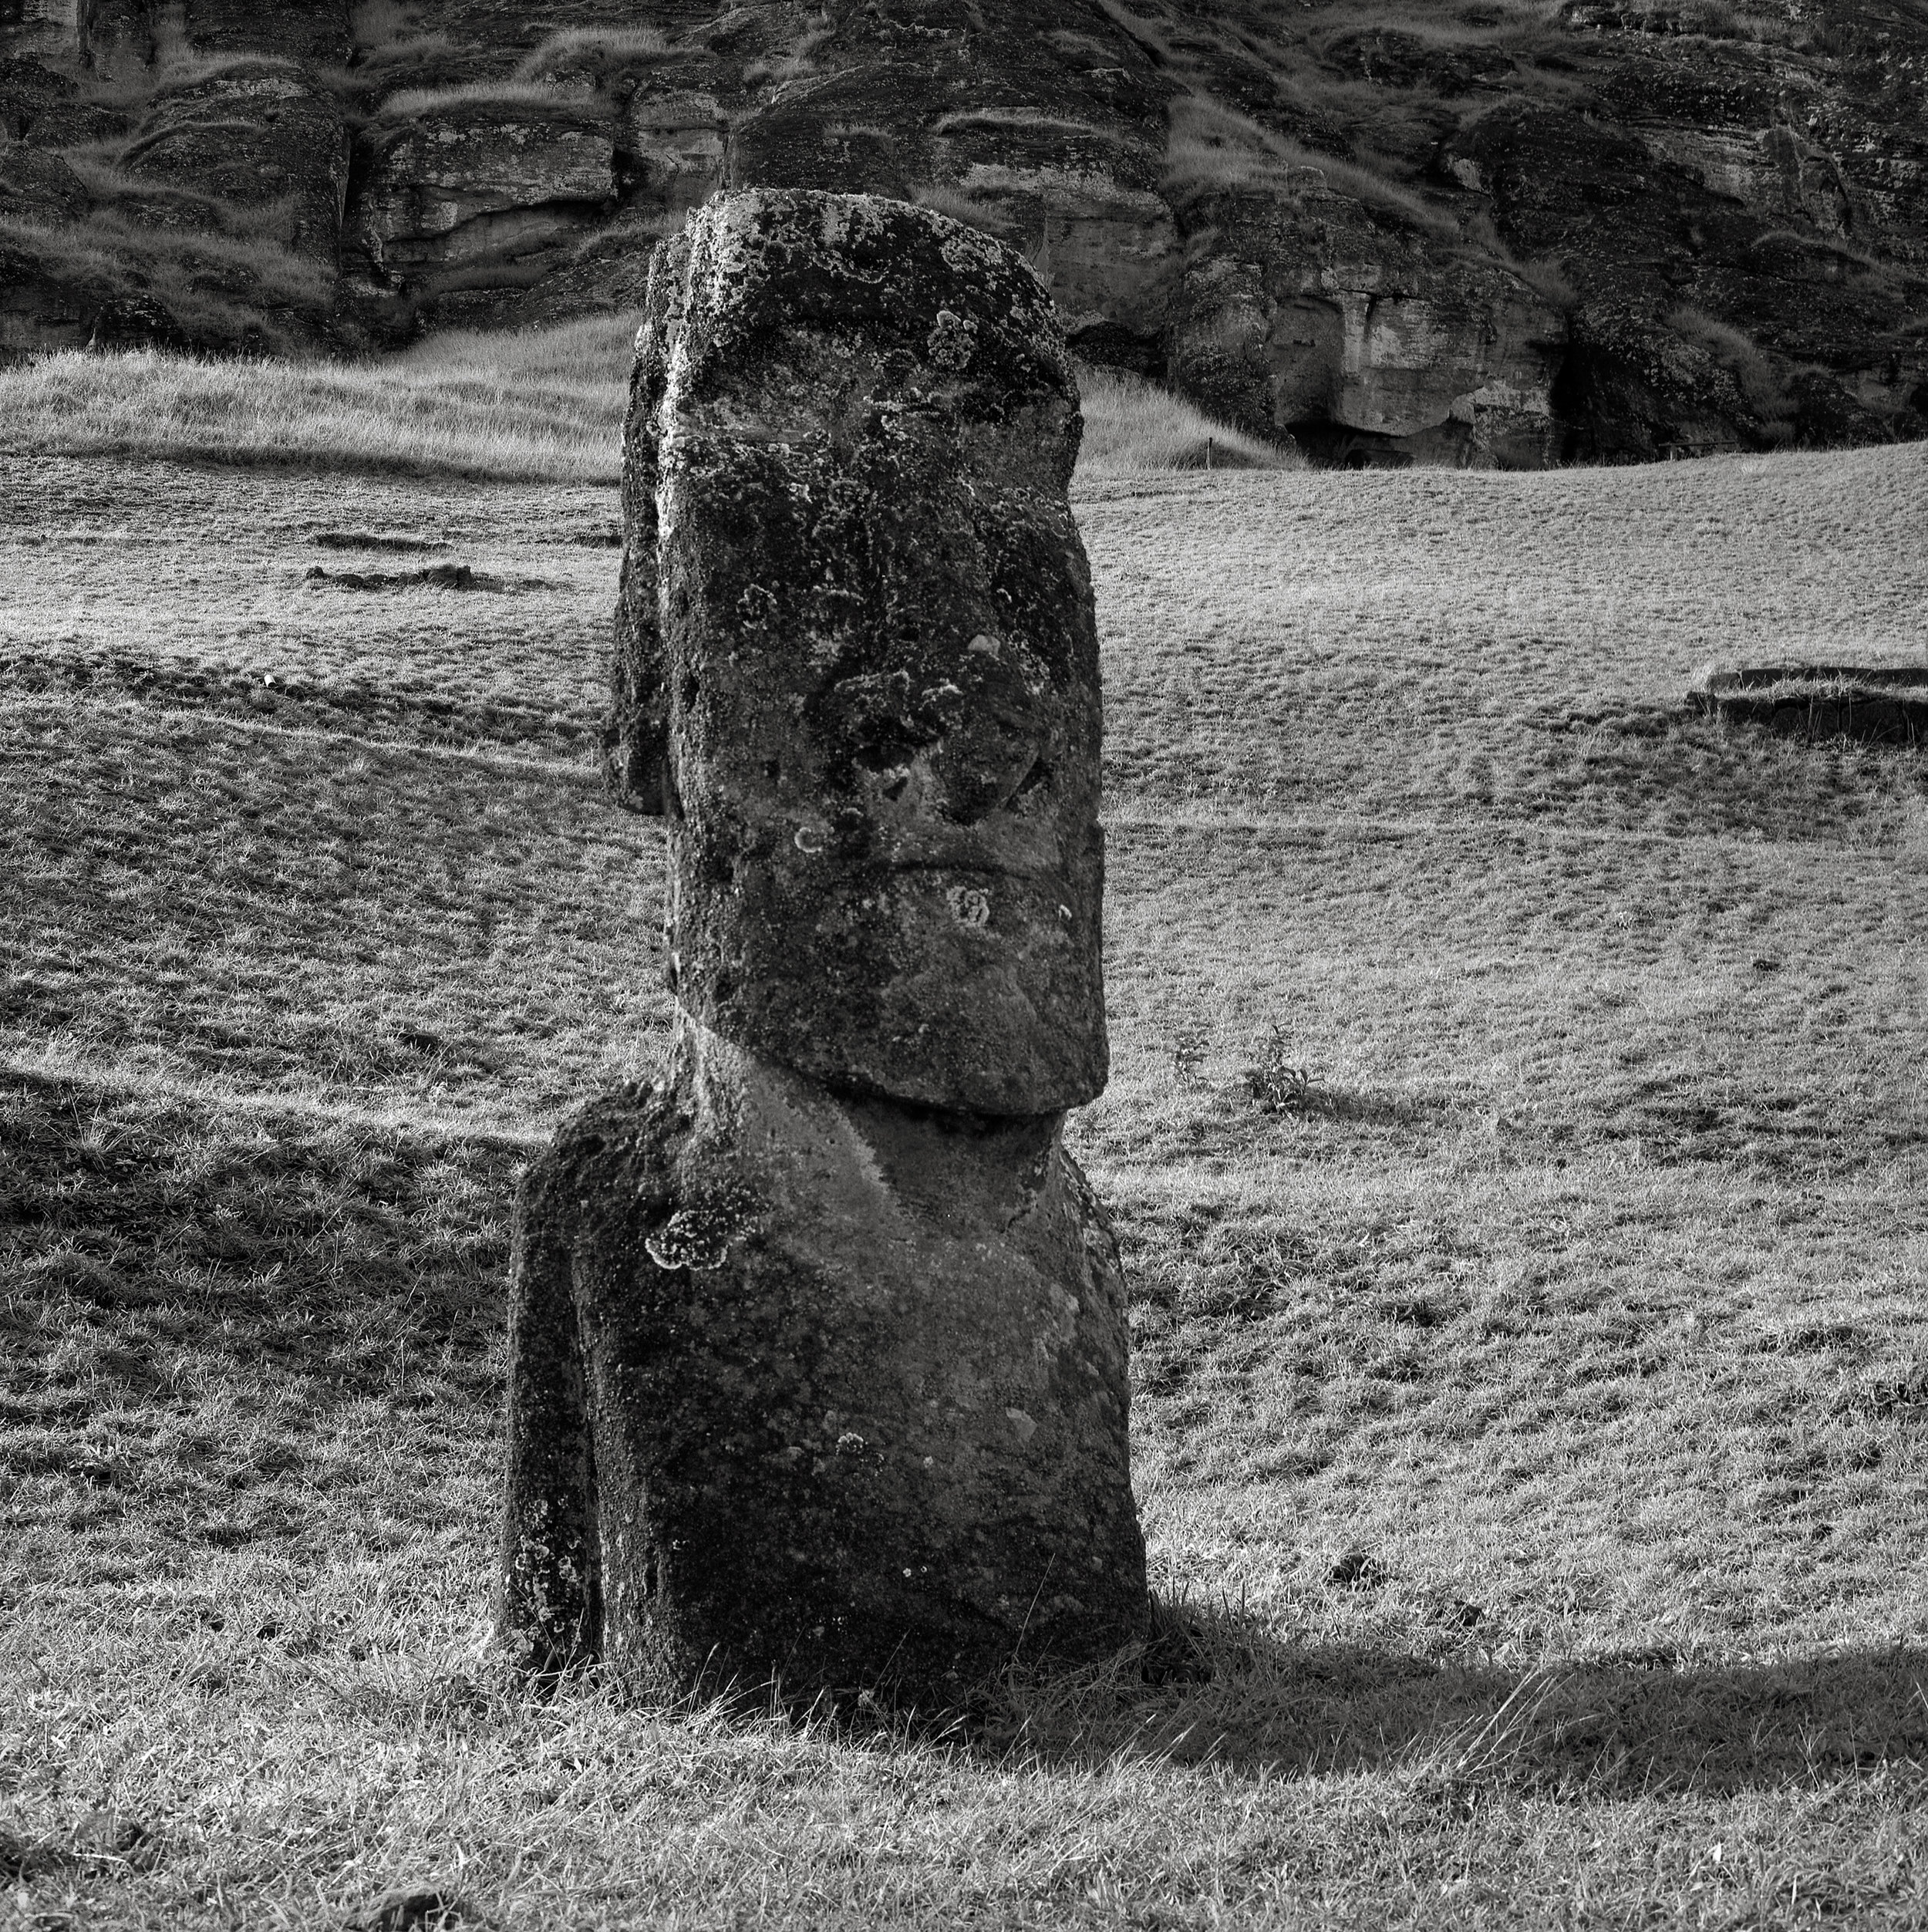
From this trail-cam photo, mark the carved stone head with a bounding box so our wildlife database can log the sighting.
[610,190,1107,1117]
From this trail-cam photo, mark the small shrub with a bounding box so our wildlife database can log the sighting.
[1169,1023,1210,1085]
[1243,1024,1320,1114]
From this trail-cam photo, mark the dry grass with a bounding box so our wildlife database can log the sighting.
[511,26,674,79]
[0,213,335,355]
[1077,362,1301,472]
[4,422,1928,1924]
[368,79,592,121]
[0,319,634,482]
[1163,93,1461,238]
[0,320,1293,481]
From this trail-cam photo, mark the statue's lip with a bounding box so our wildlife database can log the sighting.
[884,856,1059,879]
[783,822,1066,878]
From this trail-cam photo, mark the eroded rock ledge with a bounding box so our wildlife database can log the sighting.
[4,0,1924,464]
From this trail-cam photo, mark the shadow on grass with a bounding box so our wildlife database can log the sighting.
[0,647,599,757]
[0,1067,518,1574]
[1509,715,1928,845]
[11,1068,1926,1800]
[996,1603,1928,1796]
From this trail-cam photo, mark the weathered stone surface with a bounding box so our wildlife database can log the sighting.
[0,0,78,63]
[499,1030,1147,1695]
[619,81,725,229]
[122,63,349,261]
[503,188,1147,1704]
[1169,175,1568,467]
[351,96,615,299]
[614,189,1107,1114]
[0,135,89,224]
[1,52,79,140]
[177,0,351,65]
[76,0,149,82]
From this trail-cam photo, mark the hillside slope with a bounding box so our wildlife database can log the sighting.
[2,0,1924,464]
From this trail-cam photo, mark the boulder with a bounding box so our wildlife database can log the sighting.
[0,136,89,224]
[0,52,75,140]
[0,0,77,62]
[3,46,131,147]
[501,189,1148,1704]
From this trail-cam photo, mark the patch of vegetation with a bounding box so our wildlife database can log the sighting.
[0,319,632,480]
[1,212,334,354]
[369,79,597,122]
[1670,302,1804,438]
[0,321,1299,482]
[511,26,674,81]
[1077,362,1303,472]
[1164,93,1463,238]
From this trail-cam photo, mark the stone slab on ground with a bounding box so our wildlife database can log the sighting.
[1691,663,1928,745]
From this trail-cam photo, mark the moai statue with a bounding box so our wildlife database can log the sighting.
[497,189,1150,1704]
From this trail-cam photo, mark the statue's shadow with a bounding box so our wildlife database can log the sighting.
[989,1609,1928,1795]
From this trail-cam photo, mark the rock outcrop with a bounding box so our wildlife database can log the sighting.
[1168,174,1569,467]
[4,0,1924,461]
[120,62,349,261]
[499,190,1149,1701]
[352,97,616,301]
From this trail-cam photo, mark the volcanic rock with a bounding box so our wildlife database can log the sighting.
[0,137,89,224]
[612,189,1107,1111]
[1170,171,1568,467]
[500,1036,1147,1699]
[351,95,616,301]
[5,0,1924,460]
[501,190,1148,1704]
[121,62,349,261]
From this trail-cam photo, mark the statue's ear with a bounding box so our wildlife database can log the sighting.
[602,236,687,815]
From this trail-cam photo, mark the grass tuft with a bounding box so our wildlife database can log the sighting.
[369,79,595,122]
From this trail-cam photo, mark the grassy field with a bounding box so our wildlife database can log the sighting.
[4,406,1928,1927]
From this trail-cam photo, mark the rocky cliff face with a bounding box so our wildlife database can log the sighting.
[3,0,1923,464]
